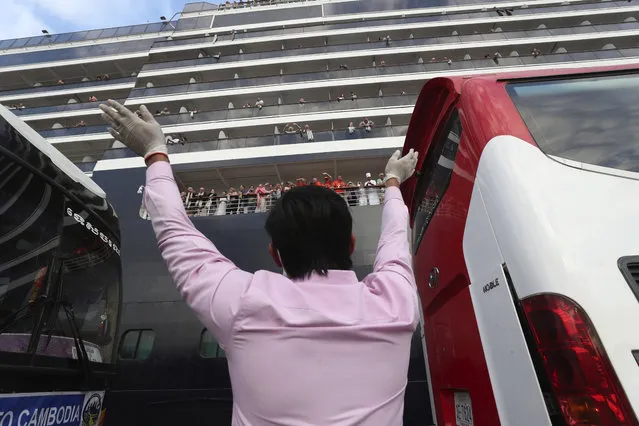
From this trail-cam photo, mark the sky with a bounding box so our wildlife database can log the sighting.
[1,0,190,41]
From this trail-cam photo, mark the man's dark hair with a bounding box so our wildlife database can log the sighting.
[265,185,353,279]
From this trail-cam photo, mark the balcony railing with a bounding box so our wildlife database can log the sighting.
[0,77,136,99]
[130,44,639,101]
[139,186,387,220]
[38,95,415,137]
[142,19,639,72]
[99,125,407,161]
[158,0,634,48]
[14,98,126,116]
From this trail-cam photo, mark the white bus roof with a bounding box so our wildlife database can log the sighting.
[0,104,107,199]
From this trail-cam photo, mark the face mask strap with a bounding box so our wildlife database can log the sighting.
[276,249,289,277]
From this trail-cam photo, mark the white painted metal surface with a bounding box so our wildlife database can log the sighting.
[472,136,639,418]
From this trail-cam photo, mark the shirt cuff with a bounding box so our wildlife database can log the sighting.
[146,159,174,182]
[384,185,403,203]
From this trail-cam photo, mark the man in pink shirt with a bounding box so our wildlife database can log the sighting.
[100,100,420,426]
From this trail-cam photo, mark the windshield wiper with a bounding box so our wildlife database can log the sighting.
[0,295,51,335]
[60,300,92,380]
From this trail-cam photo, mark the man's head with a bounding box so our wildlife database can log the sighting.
[365,172,372,179]
[265,185,354,279]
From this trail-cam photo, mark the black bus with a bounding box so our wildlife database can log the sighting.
[0,105,122,426]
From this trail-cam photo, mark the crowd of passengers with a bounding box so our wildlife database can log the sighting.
[175,172,387,216]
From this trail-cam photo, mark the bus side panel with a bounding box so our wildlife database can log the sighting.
[463,184,552,426]
[413,135,499,426]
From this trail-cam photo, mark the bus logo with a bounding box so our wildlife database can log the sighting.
[81,393,102,426]
[66,208,121,256]
[483,277,500,294]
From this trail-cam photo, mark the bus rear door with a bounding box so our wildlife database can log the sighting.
[402,78,500,426]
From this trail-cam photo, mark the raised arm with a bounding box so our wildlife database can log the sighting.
[370,149,419,287]
[99,100,252,346]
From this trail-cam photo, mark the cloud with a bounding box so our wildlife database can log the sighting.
[0,0,178,41]
[30,0,175,29]
[0,0,51,40]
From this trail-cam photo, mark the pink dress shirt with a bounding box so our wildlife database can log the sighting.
[144,161,420,426]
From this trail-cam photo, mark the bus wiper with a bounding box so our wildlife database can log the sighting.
[0,295,51,335]
[60,300,92,380]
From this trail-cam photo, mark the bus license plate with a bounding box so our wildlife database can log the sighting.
[454,392,474,426]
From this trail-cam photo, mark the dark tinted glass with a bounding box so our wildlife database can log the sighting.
[0,156,63,351]
[118,330,139,359]
[412,109,461,251]
[199,329,225,358]
[507,73,639,172]
[213,5,321,27]
[119,329,154,360]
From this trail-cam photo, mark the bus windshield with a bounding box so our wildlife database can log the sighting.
[506,73,639,173]
[0,148,121,365]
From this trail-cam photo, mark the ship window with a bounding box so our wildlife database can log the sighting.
[412,109,461,252]
[119,329,155,360]
[199,329,226,358]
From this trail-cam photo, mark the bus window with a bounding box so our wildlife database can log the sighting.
[412,109,462,251]
[199,329,226,358]
[0,156,64,353]
[39,198,121,363]
[506,73,639,172]
[119,329,155,360]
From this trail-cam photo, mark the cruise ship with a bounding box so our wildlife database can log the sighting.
[1,0,638,424]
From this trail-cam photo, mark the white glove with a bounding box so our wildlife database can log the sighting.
[99,99,168,160]
[384,149,419,184]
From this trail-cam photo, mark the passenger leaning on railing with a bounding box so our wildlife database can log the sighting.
[100,99,419,426]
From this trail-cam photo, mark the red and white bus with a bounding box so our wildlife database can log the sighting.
[401,65,639,426]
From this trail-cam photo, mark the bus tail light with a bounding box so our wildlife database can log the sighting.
[521,294,637,425]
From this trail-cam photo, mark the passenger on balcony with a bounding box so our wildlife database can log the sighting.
[337,93,345,102]
[338,64,349,70]
[298,97,305,105]
[350,91,358,101]
[57,79,64,85]
[88,95,98,102]
[347,122,356,135]
[532,48,541,58]
[165,135,183,145]
[195,187,206,214]
[359,118,375,132]
[332,175,346,194]
[272,184,282,201]
[247,185,257,213]
[160,106,170,115]
[215,192,228,216]
[304,124,314,142]
[213,52,222,61]
[364,172,380,206]
[376,173,385,186]
[357,182,368,206]
[255,184,269,213]
[75,120,87,128]
[284,123,301,134]
[322,172,333,188]
[205,189,217,215]
[228,188,240,215]
[255,98,264,109]
[185,187,196,214]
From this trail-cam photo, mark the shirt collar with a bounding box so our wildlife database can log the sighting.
[299,270,359,285]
